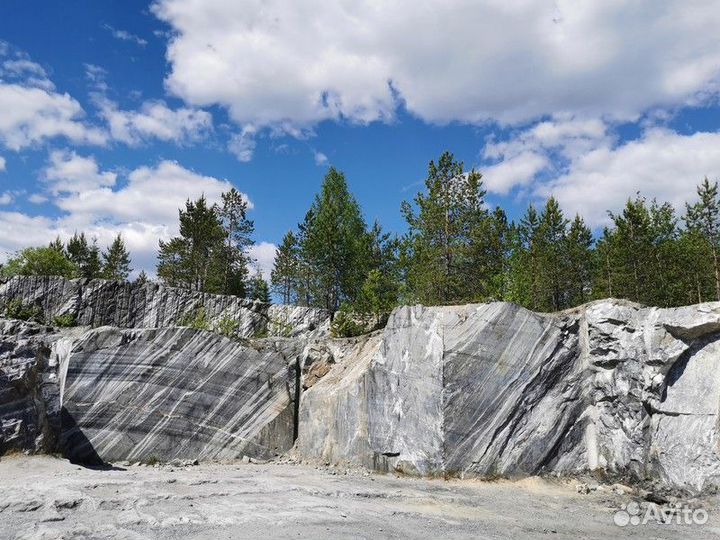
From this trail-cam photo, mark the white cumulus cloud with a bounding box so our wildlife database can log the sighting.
[96,96,212,145]
[535,128,720,227]
[0,157,255,275]
[152,0,720,132]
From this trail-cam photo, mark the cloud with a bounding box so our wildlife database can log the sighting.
[0,84,107,151]
[535,129,720,227]
[481,115,611,194]
[0,157,254,275]
[0,45,106,150]
[103,24,147,47]
[95,96,212,145]
[228,125,257,162]
[248,241,277,281]
[152,0,720,132]
[0,156,5,171]
[44,150,117,195]
[0,192,13,205]
[313,151,328,166]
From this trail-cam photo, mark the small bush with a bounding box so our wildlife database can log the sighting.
[4,298,44,323]
[178,307,211,331]
[53,313,77,327]
[330,310,368,338]
[216,316,239,337]
[269,316,294,338]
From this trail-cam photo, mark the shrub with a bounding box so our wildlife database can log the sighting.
[216,316,239,337]
[330,309,368,338]
[4,298,44,323]
[269,315,294,338]
[178,307,211,331]
[53,313,77,327]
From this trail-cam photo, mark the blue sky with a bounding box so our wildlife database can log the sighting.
[1,0,719,277]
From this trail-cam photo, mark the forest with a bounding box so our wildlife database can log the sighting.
[2,151,719,325]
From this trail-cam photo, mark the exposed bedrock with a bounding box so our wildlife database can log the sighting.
[294,301,720,492]
[2,279,720,492]
[58,327,303,464]
[0,275,331,339]
[0,319,63,455]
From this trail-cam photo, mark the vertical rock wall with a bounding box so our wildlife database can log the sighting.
[0,276,331,338]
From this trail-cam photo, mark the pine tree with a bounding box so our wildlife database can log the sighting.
[216,188,254,296]
[66,232,102,279]
[507,204,541,309]
[300,167,371,311]
[271,230,300,304]
[401,151,488,304]
[157,196,227,292]
[537,197,569,311]
[135,270,149,286]
[48,236,65,253]
[685,178,720,301]
[565,215,594,306]
[102,234,132,281]
[247,270,271,303]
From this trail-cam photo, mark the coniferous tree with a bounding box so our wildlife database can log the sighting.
[401,151,488,305]
[157,196,227,292]
[537,197,569,311]
[271,230,300,304]
[565,215,594,306]
[300,168,371,311]
[48,236,65,253]
[134,270,149,286]
[66,232,102,279]
[216,188,254,296]
[685,178,720,301]
[102,234,132,281]
[507,204,541,309]
[247,270,271,303]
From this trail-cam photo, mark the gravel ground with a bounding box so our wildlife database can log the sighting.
[1,455,718,539]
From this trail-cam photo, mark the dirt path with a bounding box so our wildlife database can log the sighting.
[1,455,718,539]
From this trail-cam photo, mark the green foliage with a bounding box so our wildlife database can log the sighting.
[216,316,239,337]
[401,151,492,305]
[102,234,132,281]
[67,232,102,279]
[247,270,271,302]
[300,168,374,311]
[271,230,300,304]
[53,313,77,327]
[268,316,295,338]
[4,298,44,322]
[134,270,149,286]
[178,307,211,331]
[1,247,76,279]
[330,307,370,338]
[157,192,254,296]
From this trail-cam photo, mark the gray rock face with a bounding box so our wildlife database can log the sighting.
[59,326,300,464]
[0,276,330,339]
[295,300,720,492]
[3,284,720,493]
[0,320,63,454]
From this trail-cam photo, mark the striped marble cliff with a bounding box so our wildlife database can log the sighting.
[0,276,331,339]
[294,300,720,492]
[3,287,720,492]
[59,326,301,464]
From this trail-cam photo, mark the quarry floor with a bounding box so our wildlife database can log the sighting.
[1,455,718,540]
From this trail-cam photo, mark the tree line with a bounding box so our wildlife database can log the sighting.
[271,152,720,315]
[0,187,271,302]
[2,152,718,315]
[2,232,134,282]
